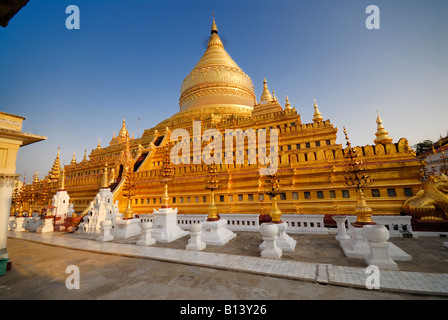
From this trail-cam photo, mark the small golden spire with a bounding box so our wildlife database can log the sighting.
[97,139,101,149]
[83,149,87,161]
[313,98,323,123]
[118,118,129,139]
[285,95,292,109]
[260,77,273,103]
[211,12,218,34]
[374,110,393,145]
[71,152,76,165]
[60,168,65,190]
[101,164,108,189]
[33,170,39,183]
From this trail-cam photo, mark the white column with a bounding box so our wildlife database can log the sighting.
[332,215,350,240]
[0,175,17,259]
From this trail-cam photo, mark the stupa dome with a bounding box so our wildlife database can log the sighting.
[178,17,256,117]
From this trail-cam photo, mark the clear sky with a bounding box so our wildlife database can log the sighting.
[1,0,447,181]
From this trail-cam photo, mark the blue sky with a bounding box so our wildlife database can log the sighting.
[1,0,447,181]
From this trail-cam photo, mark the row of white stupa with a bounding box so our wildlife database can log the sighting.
[9,183,408,268]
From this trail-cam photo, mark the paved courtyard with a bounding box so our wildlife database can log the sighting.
[2,230,448,303]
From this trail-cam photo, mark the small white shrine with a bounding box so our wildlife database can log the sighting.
[77,168,121,235]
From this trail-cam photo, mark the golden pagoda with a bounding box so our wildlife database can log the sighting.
[24,17,423,225]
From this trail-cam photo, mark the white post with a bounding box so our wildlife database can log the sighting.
[186,223,206,251]
[260,223,282,259]
[136,222,155,246]
[332,215,350,240]
[362,224,398,270]
[0,175,16,259]
[96,220,114,242]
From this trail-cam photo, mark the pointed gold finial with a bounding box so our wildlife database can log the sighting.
[60,167,65,190]
[71,152,76,165]
[313,98,323,123]
[97,139,101,149]
[101,164,109,189]
[285,95,291,109]
[83,149,87,161]
[260,77,273,103]
[33,170,39,183]
[374,110,393,145]
[211,12,218,34]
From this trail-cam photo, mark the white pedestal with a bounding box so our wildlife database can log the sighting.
[260,223,282,259]
[14,217,26,232]
[96,220,114,242]
[36,217,54,234]
[332,215,350,240]
[201,219,236,246]
[114,218,141,239]
[363,224,398,270]
[136,222,156,246]
[152,207,189,243]
[186,223,206,251]
[260,222,296,252]
[339,223,411,261]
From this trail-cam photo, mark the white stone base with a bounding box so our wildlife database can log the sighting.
[200,219,236,246]
[36,217,54,234]
[96,221,114,242]
[186,224,206,251]
[260,223,282,259]
[365,242,398,270]
[339,225,411,261]
[114,218,141,239]
[152,207,189,243]
[136,225,156,246]
[13,217,26,232]
[260,222,296,252]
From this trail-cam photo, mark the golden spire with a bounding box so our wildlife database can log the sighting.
[71,152,76,165]
[260,77,273,104]
[285,95,292,110]
[374,110,393,145]
[313,98,323,123]
[118,118,129,139]
[33,170,39,183]
[178,16,255,115]
[48,147,62,182]
[211,12,218,34]
[101,163,108,189]
[83,149,87,161]
[60,167,65,190]
[97,139,101,149]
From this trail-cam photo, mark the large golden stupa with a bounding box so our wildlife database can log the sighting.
[13,18,423,224]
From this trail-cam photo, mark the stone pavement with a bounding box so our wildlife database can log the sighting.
[3,230,448,299]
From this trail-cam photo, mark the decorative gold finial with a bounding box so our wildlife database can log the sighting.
[97,139,101,149]
[374,110,393,145]
[285,95,291,110]
[101,164,108,189]
[60,168,65,190]
[211,12,218,34]
[260,77,273,103]
[205,160,220,221]
[83,149,87,161]
[71,152,76,165]
[313,98,323,123]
